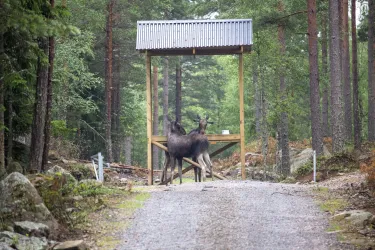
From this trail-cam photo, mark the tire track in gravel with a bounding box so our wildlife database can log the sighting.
[119,181,353,250]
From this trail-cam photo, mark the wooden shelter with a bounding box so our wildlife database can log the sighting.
[136,19,253,185]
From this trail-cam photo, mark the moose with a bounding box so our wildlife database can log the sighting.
[189,114,214,182]
[166,117,212,184]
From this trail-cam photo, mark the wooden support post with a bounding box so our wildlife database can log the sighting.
[146,52,153,185]
[239,53,246,180]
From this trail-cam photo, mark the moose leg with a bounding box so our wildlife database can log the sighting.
[162,151,170,184]
[178,158,183,184]
[192,157,198,182]
[170,157,175,185]
[198,168,201,182]
[203,152,213,181]
[197,154,206,182]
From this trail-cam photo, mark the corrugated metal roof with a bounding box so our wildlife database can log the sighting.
[136,19,252,50]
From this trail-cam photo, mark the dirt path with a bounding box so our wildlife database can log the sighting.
[119,181,352,250]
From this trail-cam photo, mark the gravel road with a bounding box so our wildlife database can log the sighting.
[119,181,348,250]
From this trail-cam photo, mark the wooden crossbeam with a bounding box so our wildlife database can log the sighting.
[152,141,238,185]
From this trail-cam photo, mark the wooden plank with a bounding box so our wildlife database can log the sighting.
[138,46,252,56]
[151,141,226,182]
[152,134,241,143]
[146,53,153,185]
[239,53,246,180]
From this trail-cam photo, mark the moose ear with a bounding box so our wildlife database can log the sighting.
[206,114,209,120]
[193,119,200,122]
[196,114,201,120]
[208,121,214,124]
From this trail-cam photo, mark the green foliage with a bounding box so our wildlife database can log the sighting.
[51,120,77,138]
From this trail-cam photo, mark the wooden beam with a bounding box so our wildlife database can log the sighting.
[139,46,252,56]
[239,53,246,180]
[152,134,241,143]
[146,53,153,185]
[151,141,227,182]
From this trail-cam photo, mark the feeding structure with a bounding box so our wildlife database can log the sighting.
[136,19,253,184]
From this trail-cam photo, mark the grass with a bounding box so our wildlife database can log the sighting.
[313,186,329,193]
[319,199,348,214]
[115,192,150,211]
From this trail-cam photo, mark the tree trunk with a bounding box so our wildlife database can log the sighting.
[152,65,159,170]
[112,44,121,162]
[0,32,5,179]
[105,0,115,162]
[329,0,344,153]
[7,89,13,165]
[42,0,56,171]
[342,0,352,141]
[175,64,182,122]
[278,0,290,176]
[368,0,375,141]
[124,136,132,166]
[163,57,169,136]
[321,12,330,137]
[307,0,323,156]
[254,62,261,138]
[352,0,361,149]
[29,39,49,173]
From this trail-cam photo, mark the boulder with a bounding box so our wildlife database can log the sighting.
[333,210,373,229]
[0,231,48,250]
[290,148,313,173]
[53,240,89,250]
[46,166,77,184]
[14,221,49,238]
[0,173,59,237]
[0,242,13,250]
[70,164,96,181]
[7,161,23,174]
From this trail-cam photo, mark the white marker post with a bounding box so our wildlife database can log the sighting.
[313,150,316,182]
[98,152,104,182]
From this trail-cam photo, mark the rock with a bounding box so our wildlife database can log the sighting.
[48,151,60,161]
[72,196,83,201]
[281,176,297,184]
[0,242,13,250]
[0,173,59,237]
[53,240,89,250]
[46,166,77,184]
[7,161,23,174]
[14,221,49,238]
[290,148,313,173]
[0,231,48,250]
[70,164,96,181]
[333,210,373,228]
[120,178,128,184]
[323,145,331,157]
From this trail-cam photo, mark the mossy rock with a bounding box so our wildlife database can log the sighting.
[7,161,23,174]
[0,173,59,237]
[46,166,77,185]
[69,164,96,181]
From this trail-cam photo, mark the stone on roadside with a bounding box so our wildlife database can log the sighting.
[0,231,48,250]
[333,210,373,228]
[0,173,59,237]
[53,240,89,250]
[14,221,49,238]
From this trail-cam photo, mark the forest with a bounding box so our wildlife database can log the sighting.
[0,0,374,179]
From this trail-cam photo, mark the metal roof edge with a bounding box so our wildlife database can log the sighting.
[137,19,252,24]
